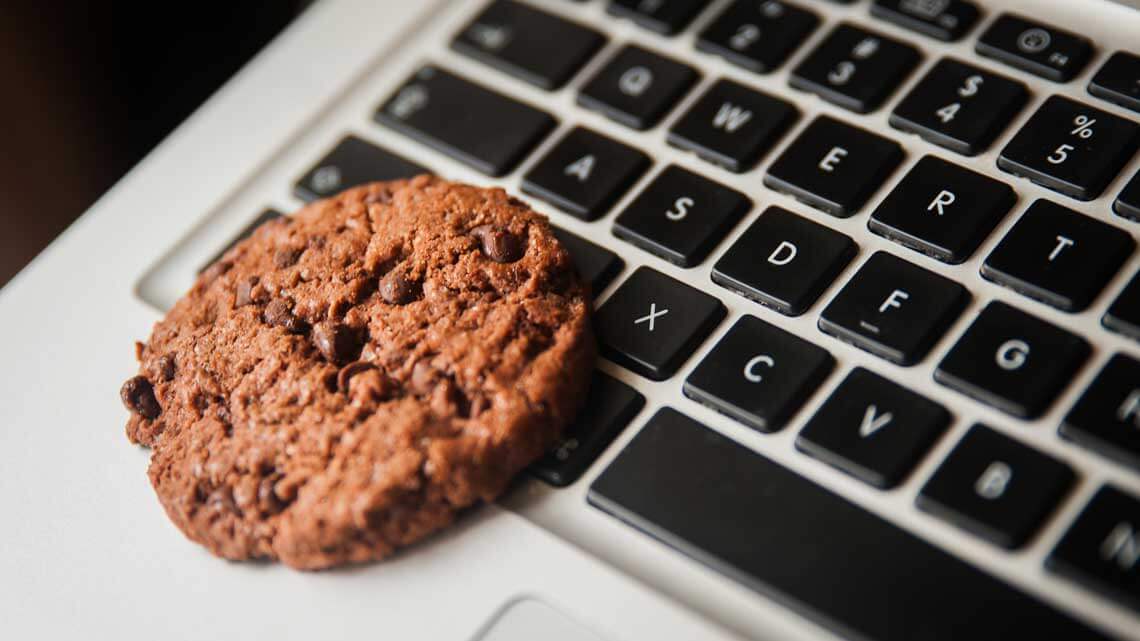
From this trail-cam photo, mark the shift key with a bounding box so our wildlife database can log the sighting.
[589,408,1113,641]
[375,65,556,176]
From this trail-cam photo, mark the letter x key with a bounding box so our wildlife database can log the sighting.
[634,303,669,331]
[595,267,726,380]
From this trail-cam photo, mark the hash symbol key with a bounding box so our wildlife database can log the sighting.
[789,22,921,114]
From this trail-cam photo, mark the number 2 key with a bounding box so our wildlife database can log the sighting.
[998,95,1140,201]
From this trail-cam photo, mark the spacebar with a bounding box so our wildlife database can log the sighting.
[587,408,1114,641]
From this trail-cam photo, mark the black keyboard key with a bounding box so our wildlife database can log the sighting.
[1049,485,1140,614]
[578,45,699,130]
[981,200,1135,312]
[667,78,798,172]
[797,367,950,489]
[1105,270,1140,341]
[819,251,969,366]
[918,424,1075,549]
[451,0,605,90]
[521,127,650,221]
[613,165,751,267]
[376,66,555,177]
[595,266,725,380]
[976,14,1093,82]
[789,23,921,113]
[1090,51,1140,114]
[607,0,707,35]
[998,95,1140,201]
[550,226,624,296]
[294,136,428,202]
[890,58,1028,156]
[935,301,1091,418]
[1061,354,1140,471]
[764,116,904,218]
[696,0,820,74]
[531,371,645,487]
[870,0,979,42]
[588,409,1114,641]
[712,206,856,316]
[1117,170,1140,222]
[199,209,283,274]
[870,155,1016,264]
[684,315,834,432]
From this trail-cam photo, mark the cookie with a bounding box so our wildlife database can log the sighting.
[121,176,594,569]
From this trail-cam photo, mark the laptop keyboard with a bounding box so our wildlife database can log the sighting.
[155,0,1140,638]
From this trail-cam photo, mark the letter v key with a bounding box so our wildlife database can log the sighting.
[859,405,893,437]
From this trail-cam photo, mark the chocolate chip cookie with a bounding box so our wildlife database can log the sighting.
[121,176,594,569]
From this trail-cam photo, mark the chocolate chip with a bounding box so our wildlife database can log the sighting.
[336,360,376,392]
[431,379,464,416]
[346,369,396,404]
[258,476,286,514]
[121,376,161,419]
[364,188,393,204]
[207,487,237,514]
[215,402,232,425]
[379,272,418,305]
[311,322,362,364]
[273,246,303,268]
[471,225,524,263]
[466,394,489,418]
[264,299,309,334]
[410,360,441,395]
[274,475,301,503]
[157,354,176,381]
[234,276,258,307]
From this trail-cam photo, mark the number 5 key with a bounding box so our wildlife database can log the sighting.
[998,95,1140,201]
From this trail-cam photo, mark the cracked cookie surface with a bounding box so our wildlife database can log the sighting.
[122,176,594,569]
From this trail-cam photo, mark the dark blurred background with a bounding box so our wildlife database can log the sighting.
[0,0,311,288]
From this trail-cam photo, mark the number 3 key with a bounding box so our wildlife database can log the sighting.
[998,95,1140,201]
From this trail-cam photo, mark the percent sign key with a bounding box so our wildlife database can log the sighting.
[999,95,1140,201]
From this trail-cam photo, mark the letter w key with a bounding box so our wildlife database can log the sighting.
[669,78,798,172]
[713,102,752,132]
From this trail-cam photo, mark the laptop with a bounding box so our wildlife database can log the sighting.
[4,0,1140,639]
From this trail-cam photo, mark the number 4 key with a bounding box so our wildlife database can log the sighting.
[998,95,1140,201]
[891,58,1028,156]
